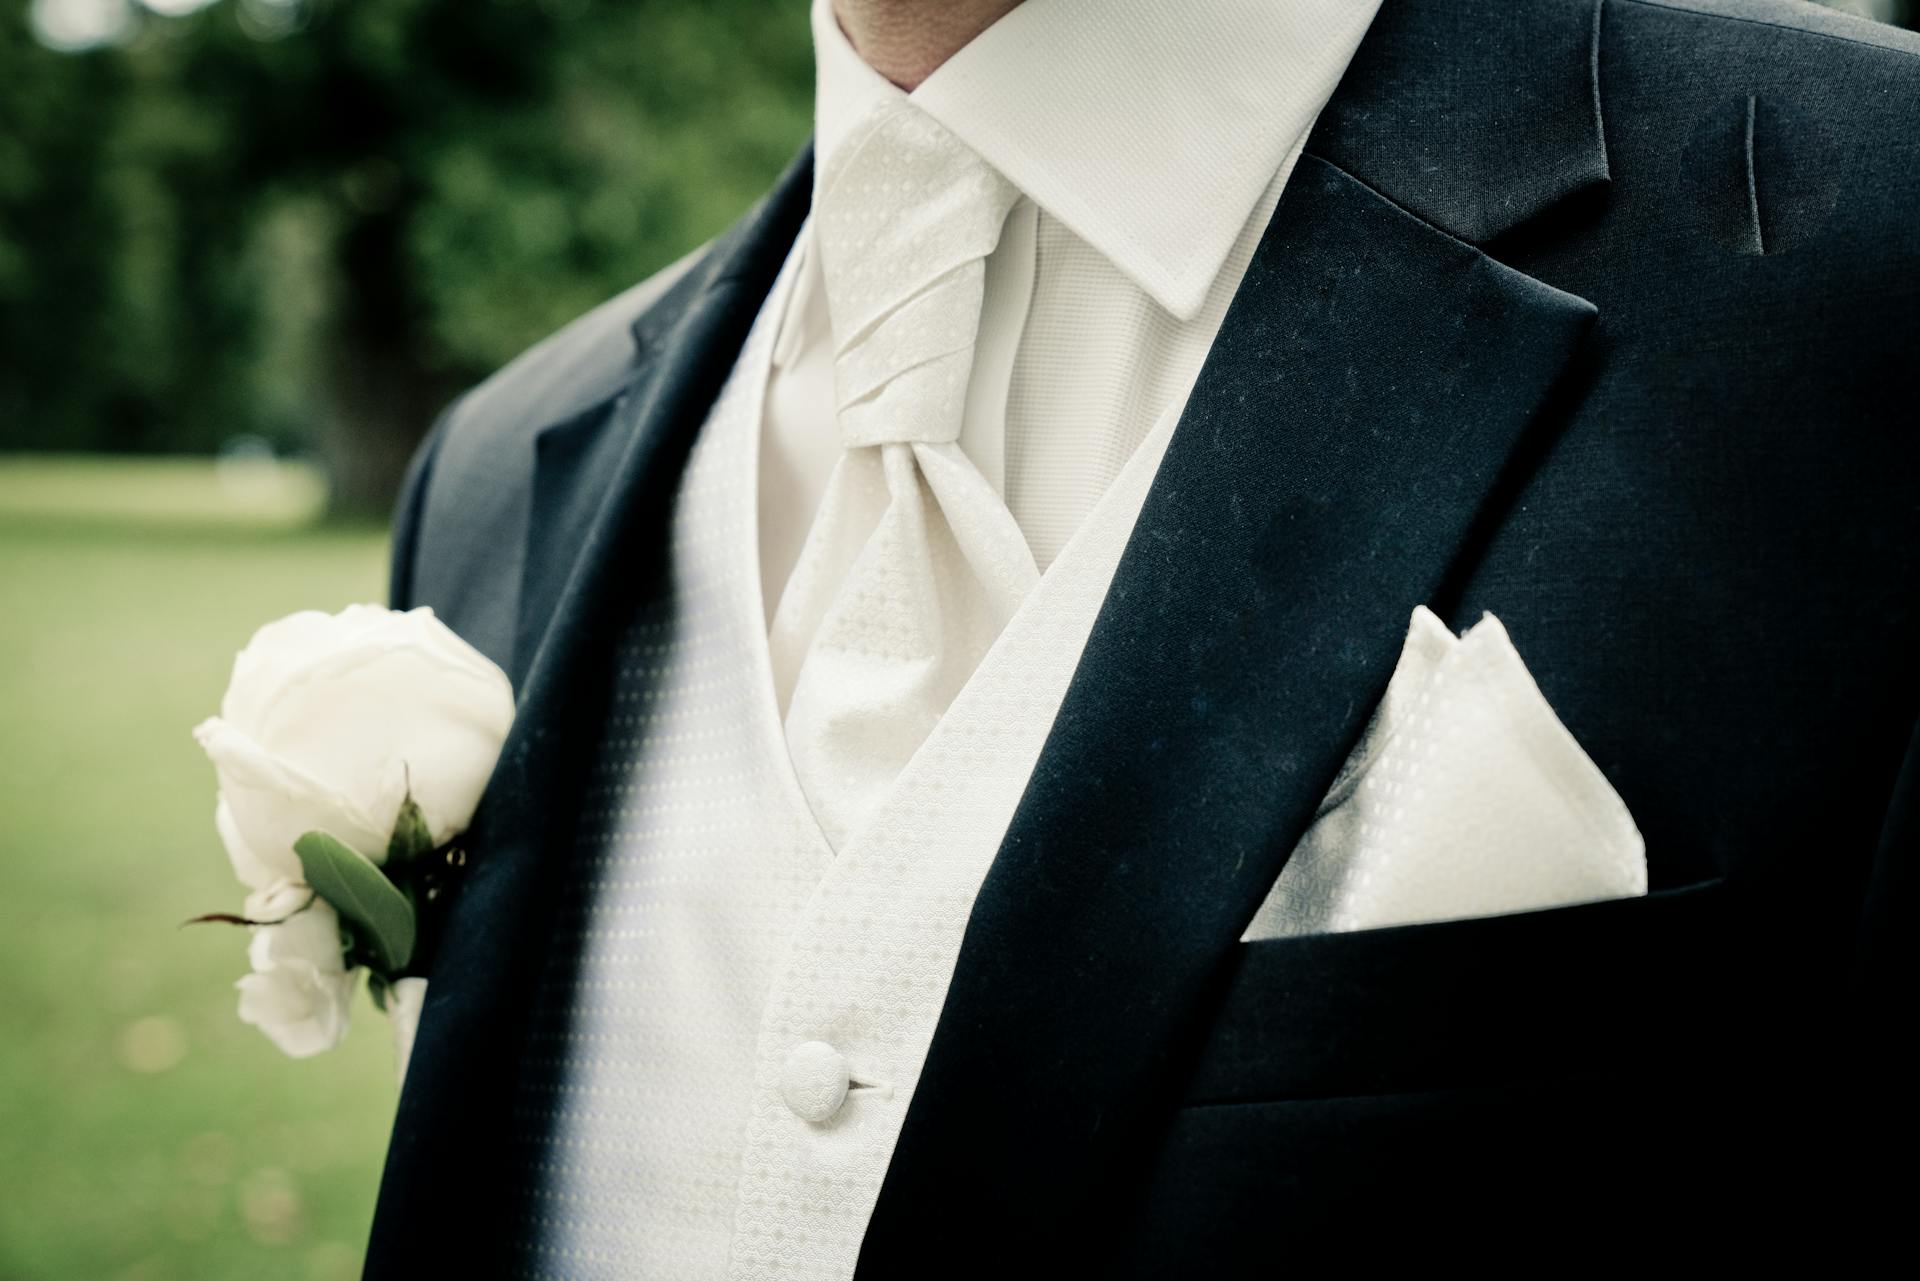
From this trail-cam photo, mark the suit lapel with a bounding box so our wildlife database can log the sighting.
[858,3,1611,1268]
[506,391,648,689]
[365,146,812,1275]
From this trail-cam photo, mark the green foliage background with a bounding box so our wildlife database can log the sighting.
[0,0,813,509]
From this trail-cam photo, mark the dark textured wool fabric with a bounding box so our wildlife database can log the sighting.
[368,0,1919,1274]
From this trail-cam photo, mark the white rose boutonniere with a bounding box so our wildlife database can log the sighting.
[189,604,514,1082]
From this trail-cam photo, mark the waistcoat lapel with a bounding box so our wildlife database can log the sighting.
[858,1,1611,1272]
[364,146,813,1277]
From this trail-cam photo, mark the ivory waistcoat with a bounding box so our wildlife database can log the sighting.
[505,246,1179,1280]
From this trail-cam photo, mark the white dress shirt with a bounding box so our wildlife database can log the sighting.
[759,0,1386,622]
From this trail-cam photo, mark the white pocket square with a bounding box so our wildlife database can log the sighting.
[1243,606,1647,941]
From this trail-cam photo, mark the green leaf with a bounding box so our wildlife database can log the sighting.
[386,791,434,867]
[293,831,415,973]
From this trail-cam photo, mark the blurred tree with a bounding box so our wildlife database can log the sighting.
[1,0,812,513]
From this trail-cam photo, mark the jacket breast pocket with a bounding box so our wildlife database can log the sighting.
[1190,877,1737,1104]
[1117,878,1769,1273]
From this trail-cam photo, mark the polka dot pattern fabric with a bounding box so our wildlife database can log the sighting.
[770,97,1041,853]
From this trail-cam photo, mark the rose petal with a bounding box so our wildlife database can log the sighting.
[244,891,346,976]
[215,797,296,890]
[236,961,354,1058]
[195,717,392,868]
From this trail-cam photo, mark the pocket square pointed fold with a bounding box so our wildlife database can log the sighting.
[1243,606,1648,941]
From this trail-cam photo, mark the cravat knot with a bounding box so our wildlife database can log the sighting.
[814,97,1019,449]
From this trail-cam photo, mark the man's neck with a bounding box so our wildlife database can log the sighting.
[831,0,1023,90]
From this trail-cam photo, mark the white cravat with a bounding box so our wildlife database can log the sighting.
[770,97,1037,850]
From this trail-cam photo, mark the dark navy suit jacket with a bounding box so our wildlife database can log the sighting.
[366,1,1919,1272]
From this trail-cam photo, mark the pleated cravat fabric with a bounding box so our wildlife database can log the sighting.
[769,97,1037,851]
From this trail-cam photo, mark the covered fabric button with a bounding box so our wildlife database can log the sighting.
[781,1040,852,1124]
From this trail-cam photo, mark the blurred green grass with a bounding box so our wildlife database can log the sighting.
[0,456,398,1281]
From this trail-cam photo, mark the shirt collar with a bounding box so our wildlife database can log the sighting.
[809,0,1384,320]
